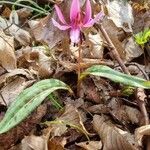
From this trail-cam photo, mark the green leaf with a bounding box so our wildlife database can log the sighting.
[0,79,72,134]
[135,28,150,45]
[80,65,150,89]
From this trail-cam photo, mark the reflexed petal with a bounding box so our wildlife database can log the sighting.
[70,0,80,21]
[70,28,80,43]
[83,19,94,27]
[83,12,104,27]
[55,5,67,24]
[52,18,70,30]
[93,12,104,22]
[83,0,92,24]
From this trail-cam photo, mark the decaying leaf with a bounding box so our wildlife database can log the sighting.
[0,69,33,87]
[135,125,150,146]
[0,13,31,46]
[93,115,137,150]
[123,37,143,61]
[87,32,104,59]
[106,0,134,32]
[0,29,16,71]
[21,135,48,150]
[17,46,53,78]
[76,141,102,150]
[0,77,34,106]
[48,137,66,150]
[45,104,89,138]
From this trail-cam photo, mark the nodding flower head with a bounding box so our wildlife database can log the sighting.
[52,0,104,44]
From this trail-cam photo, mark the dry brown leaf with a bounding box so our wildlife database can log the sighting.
[106,0,134,32]
[46,104,89,137]
[48,137,66,150]
[17,46,53,78]
[0,77,34,106]
[110,103,142,125]
[0,29,16,71]
[29,14,66,49]
[93,115,137,150]
[0,69,33,87]
[123,37,143,61]
[76,141,102,150]
[135,125,150,146]
[0,14,31,46]
[21,135,48,150]
[87,32,104,59]
[87,104,110,114]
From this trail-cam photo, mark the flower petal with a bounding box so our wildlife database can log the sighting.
[83,0,92,24]
[54,5,67,24]
[70,28,80,43]
[93,12,104,23]
[83,12,104,27]
[70,0,80,21]
[52,18,70,30]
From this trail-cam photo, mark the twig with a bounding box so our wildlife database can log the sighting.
[98,24,149,125]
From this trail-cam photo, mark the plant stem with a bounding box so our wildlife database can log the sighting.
[77,44,82,97]
[0,1,48,15]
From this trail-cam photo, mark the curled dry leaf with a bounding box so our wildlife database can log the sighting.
[76,141,102,150]
[0,29,16,71]
[17,46,53,78]
[93,115,137,150]
[48,137,66,150]
[0,13,31,46]
[29,14,66,49]
[21,135,48,150]
[45,104,89,138]
[0,69,33,87]
[87,32,104,59]
[0,77,34,106]
[135,125,150,146]
[106,0,134,32]
[87,104,110,114]
[123,37,143,61]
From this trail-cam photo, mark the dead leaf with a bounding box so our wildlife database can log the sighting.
[87,31,104,59]
[93,115,137,150]
[29,14,67,49]
[106,0,134,32]
[0,69,33,87]
[0,77,34,106]
[48,137,66,150]
[123,37,143,61]
[17,46,53,78]
[76,141,102,150]
[21,135,48,150]
[0,14,31,46]
[45,104,89,138]
[135,125,150,146]
[0,29,16,71]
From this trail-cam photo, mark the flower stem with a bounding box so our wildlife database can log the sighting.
[77,44,82,97]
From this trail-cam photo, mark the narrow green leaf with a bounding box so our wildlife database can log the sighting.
[80,65,150,89]
[0,79,72,134]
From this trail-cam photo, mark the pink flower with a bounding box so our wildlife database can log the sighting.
[52,0,104,44]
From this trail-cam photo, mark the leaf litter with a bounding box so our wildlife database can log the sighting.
[0,0,150,149]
